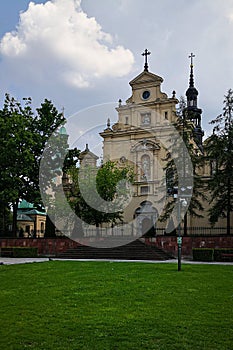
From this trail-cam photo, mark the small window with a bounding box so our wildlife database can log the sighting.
[165,111,168,119]
[125,116,129,125]
[141,186,150,194]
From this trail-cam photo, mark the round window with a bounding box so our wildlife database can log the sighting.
[142,90,150,100]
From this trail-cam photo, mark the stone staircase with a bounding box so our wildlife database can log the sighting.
[57,239,174,261]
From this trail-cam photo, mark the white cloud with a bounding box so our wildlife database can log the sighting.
[0,0,134,88]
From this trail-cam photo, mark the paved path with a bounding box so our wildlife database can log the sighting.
[0,257,50,265]
[0,257,232,265]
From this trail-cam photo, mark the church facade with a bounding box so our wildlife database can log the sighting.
[98,50,231,235]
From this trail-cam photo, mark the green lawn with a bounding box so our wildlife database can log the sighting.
[0,261,232,350]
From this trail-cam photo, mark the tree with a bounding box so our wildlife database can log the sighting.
[66,161,134,237]
[0,95,36,235]
[0,95,66,236]
[161,97,206,235]
[206,89,233,234]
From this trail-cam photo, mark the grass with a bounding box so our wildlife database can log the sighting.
[0,261,232,350]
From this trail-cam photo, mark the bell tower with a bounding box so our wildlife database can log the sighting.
[185,53,204,150]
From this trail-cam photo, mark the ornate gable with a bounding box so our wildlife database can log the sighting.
[129,71,163,87]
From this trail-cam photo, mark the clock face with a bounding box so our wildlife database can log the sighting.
[142,90,150,100]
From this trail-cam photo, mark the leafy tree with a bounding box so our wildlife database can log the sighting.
[66,161,134,237]
[206,89,233,234]
[161,97,206,235]
[0,95,66,236]
[0,95,36,235]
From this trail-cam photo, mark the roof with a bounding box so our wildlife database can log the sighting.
[18,200,34,209]
[17,213,34,222]
[59,125,68,135]
[129,70,163,86]
[23,209,46,216]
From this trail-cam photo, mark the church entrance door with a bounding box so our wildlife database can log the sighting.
[141,217,153,236]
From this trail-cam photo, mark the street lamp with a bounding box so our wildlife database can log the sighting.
[173,186,192,271]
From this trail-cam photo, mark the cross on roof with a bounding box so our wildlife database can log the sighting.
[189,52,195,66]
[142,49,151,71]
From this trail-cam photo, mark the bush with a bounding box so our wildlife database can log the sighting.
[12,247,38,258]
[214,248,233,262]
[192,248,214,262]
[0,247,14,257]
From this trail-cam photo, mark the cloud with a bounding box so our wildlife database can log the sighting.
[0,0,134,88]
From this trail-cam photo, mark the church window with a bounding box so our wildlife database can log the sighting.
[141,154,151,179]
[141,186,150,194]
[41,222,45,233]
[165,111,168,119]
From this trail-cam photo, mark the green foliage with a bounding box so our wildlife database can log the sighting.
[0,95,66,236]
[67,161,134,231]
[214,248,233,262]
[206,89,233,233]
[12,247,38,258]
[193,248,233,262]
[0,247,38,257]
[192,248,214,261]
[161,97,206,230]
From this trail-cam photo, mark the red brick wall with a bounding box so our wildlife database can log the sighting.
[0,238,80,256]
[1,236,233,258]
[144,236,233,258]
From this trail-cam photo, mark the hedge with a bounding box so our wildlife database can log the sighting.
[192,248,214,262]
[13,247,38,258]
[214,248,233,262]
[193,248,233,262]
[0,247,38,258]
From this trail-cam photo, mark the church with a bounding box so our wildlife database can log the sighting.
[78,49,231,236]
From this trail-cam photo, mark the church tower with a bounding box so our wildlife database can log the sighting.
[185,53,204,150]
[100,50,179,232]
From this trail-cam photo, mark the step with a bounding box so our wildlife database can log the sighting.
[57,239,173,261]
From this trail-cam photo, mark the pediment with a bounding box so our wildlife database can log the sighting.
[129,71,163,87]
[131,139,160,153]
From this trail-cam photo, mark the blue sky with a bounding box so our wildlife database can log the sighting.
[0,0,233,145]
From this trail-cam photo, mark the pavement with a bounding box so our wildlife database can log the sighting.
[0,257,233,265]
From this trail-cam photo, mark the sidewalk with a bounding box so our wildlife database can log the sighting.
[0,257,50,265]
[0,257,232,265]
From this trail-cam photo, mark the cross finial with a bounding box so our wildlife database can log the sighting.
[188,53,195,87]
[142,49,151,71]
[189,52,195,67]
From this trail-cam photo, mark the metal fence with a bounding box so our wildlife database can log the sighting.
[81,225,233,237]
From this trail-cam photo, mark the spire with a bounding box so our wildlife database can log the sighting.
[189,53,195,88]
[142,49,151,72]
[185,53,204,151]
[186,52,198,109]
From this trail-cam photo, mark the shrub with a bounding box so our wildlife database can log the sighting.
[192,248,214,262]
[12,247,38,258]
[214,248,233,262]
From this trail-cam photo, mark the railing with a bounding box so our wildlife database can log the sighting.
[2,226,232,239]
[82,226,233,237]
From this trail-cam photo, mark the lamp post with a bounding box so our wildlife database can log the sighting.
[173,186,192,271]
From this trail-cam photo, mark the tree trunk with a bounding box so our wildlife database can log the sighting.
[227,176,231,235]
[12,198,19,237]
[183,212,188,236]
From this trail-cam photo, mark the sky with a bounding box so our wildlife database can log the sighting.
[0,0,233,148]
